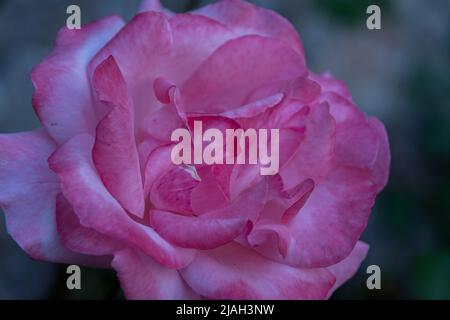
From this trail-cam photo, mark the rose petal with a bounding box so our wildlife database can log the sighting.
[326,241,369,298]
[255,166,376,268]
[368,118,390,192]
[141,104,185,143]
[218,93,285,119]
[92,56,145,218]
[202,178,268,223]
[167,13,236,85]
[113,248,198,300]
[150,166,199,215]
[56,193,121,256]
[193,0,305,56]
[138,0,163,13]
[143,144,175,197]
[181,35,305,114]
[180,242,335,300]
[0,130,103,266]
[317,90,390,192]
[151,209,250,249]
[49,134,195,269]
[90,12,172,128]
[279,103,335,190]
[31,16,124,144]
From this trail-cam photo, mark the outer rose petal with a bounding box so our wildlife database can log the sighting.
[31,16,125,144]
[310,72,351,101]
[139,0,163,13]
[249,101,386,269]
[0,130,103,266]
[256,166,376,268]
[193,0,305,56]
[167,14,236,85]
[317,90,390,192]
[90,12,172,128]
[92,56,145,218]
[139,0,175,16]
[326,241,369,298]
[56,194,121,256]
[113,248,199,300]
[367,118,390,192]
[313,72,390,192]
[180,242,335,300]
[90,11,242,124]
[49,134,195,269]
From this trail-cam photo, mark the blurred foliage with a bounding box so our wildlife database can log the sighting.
[411,252,450,299]
[404,65,450,241]
[406,65,450,160]
[315,0,390,24]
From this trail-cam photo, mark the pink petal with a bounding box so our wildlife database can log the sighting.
[143,144,175,197]
[167,13,236,84]
[193,0,305,56]
[151,209,251,249]
[153,77,176,104]
[202,178,268,223]
[317,91,390,192]
[56,193,121,256]
[48,134,195,269]
[246,178,314,258]
[113,248,198,300]
[31,16,124,144]
[89,12,172,129]
[247,223,291,258]
[143,142,200,216]
[138,0,163,13]
[218,93,285,119]
[89,12,234,131]
[290,77,322,103]
[310,72,351,101]
[0,130,102,266]
[141,104,185,143]
[326,241,369,298]
[139,0,175,17]
[180,242,335,300]
[279,103,335,190]
[181,35,305,114]
[368,118,391,192]
[259,166,376,268]
[150,166,199,215]
[92,56,145,218]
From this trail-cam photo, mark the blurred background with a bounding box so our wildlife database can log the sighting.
[0,0,449,299]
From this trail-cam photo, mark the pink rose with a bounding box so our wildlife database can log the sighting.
[0,0,390,299]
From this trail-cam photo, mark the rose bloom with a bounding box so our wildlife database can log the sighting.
[0,0,390,299]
